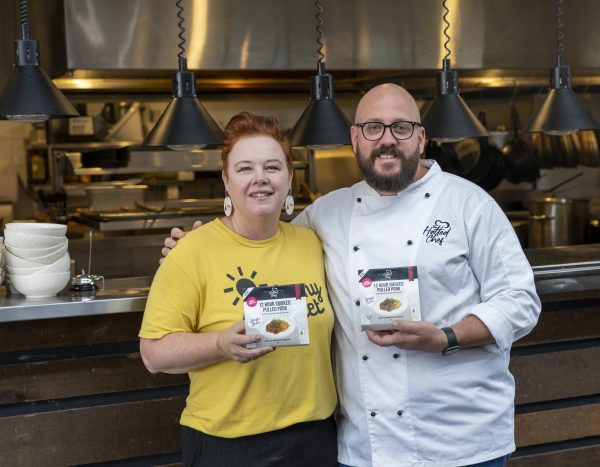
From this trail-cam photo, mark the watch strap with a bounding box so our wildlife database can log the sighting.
[441,327,460,356]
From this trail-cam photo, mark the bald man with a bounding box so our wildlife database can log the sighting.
[161,84,540,467]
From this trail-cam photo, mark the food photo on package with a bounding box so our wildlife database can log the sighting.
[358,267,422,330]
[243,283,309,348]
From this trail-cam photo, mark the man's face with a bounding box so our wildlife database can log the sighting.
[355,139,421,194]
[351,88,426,194]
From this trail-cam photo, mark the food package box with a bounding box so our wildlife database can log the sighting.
[359,267,421,330]
[244,284,309,348]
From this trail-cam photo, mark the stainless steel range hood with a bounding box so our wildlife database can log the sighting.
[3,0,600,95]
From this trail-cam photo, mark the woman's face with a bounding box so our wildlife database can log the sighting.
[223,135,292,220]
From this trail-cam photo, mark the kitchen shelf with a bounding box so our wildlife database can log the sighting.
[73,160,309,175]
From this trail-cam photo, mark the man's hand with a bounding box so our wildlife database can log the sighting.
[216,321,275,364]
[160,220,203,264]
[366,320,447,352]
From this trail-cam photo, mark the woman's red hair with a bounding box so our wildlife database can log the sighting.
[221,112,292,172]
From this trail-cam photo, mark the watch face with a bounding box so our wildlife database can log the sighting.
[442,346,460,356]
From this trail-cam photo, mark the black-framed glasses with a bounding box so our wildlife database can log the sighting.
[355,121,421,141]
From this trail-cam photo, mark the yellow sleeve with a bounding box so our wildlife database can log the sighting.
[139,254,203,339]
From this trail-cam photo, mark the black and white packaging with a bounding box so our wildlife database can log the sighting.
[358,267,421,330]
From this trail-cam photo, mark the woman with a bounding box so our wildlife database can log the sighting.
[139,112,337,467]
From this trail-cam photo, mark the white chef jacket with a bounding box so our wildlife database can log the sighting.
[294,160,541,467]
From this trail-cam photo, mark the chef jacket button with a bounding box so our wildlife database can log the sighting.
[407,240,413,245]
[397,410,403,416]
[362,355,368,361]
[370,411,377,417]
[353,246,359,251]
[393,353,399,359]
[425,192,431,198]
[355,300,360,306]
[357,197,362,203]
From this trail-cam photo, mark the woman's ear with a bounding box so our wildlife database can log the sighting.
[222,170,228,191]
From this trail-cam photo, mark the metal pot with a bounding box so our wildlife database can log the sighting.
[528,197,590,247]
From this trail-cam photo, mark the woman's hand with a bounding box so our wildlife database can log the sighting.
[217,321,275,363]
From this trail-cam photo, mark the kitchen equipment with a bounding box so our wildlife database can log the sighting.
[425,140,463,176]
[451,111,505,192]
[502,105,539,184]
[475,111,506,191]
[85,184,147,211]
[529,196,590,247]
[522,172,584,209]
[70,231,104,293]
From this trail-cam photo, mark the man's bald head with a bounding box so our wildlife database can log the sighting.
[355,84,421,124]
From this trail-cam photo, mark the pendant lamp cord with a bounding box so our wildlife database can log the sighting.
[555,0,564,67]
[315,1,325,75]
[442,0,451,61]
[19,0,30,40]
[176,0,187,71]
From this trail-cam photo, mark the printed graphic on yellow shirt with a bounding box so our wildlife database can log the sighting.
[223,266,325,317]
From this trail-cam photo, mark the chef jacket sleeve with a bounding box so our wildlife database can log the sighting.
[466,199,541,351]
[291,203,312,228]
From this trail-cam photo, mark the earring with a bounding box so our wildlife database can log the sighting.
[285,191,295,216]
[224,192,233,217]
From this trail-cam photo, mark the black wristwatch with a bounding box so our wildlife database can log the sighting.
[441,327,460,356]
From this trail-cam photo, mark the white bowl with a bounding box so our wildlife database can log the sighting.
[7,253,70,275]
[5,240,68,261]
[10,271,70,298]
[4,250,49,268]
[5,222,67,237]
[4,231,66,250]
[6,242,69,267]
[32,252,70,274]
[6,263,46,275]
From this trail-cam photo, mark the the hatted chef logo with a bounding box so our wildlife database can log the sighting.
[423,220,451,245]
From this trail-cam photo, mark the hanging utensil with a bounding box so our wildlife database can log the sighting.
[502,105,538,183]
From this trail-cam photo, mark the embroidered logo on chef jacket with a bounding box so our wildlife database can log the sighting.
[423,220,451,245]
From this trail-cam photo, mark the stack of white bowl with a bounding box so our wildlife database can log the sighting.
[0,236,5,285]
[3,223,71,298]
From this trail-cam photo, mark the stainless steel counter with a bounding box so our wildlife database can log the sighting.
[0,277,150,323]
[527,244,600,301]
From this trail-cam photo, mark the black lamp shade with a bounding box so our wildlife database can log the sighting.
[290,98,351,147]
[422,93,488,142]
[0,64,78,120]
[143,97,223,147]
[289,69,351,147]
[144,69,223,147]
[526,66,600,134]
[422,59,488,142]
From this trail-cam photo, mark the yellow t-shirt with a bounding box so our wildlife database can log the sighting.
[139,219,337,438]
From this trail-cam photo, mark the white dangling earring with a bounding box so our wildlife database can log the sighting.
[224,192,233,217]
[285,191,295,216]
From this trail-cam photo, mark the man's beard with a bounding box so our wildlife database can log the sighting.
[356,143,420,193]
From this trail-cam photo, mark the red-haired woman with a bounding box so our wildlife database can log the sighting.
[139,112,337,466]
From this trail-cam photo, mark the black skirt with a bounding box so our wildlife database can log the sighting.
[181,416,337,467]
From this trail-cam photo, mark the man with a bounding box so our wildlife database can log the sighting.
[162,84,541,466]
